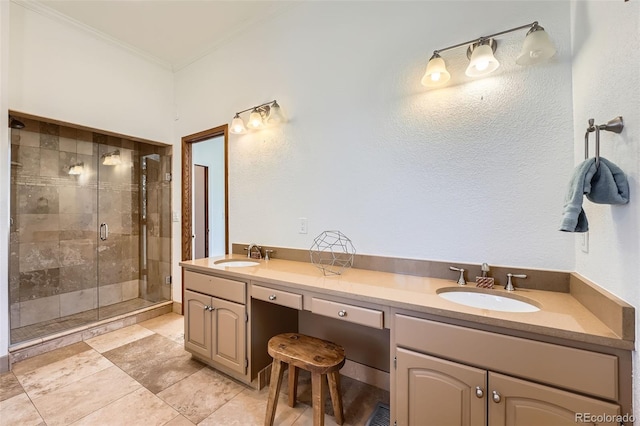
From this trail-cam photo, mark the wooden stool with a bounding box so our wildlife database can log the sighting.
[264,333,346,426]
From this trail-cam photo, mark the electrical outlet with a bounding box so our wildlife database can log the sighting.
[299,217,308,234]
[172,211,179,222]
[580,232,589,253]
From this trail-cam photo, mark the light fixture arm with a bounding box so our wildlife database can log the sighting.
[433,21,539,56]
[233,100,277,116]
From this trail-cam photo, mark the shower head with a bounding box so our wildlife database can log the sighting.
[9,115,25,129]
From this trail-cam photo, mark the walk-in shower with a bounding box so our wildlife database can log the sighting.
[8,114,172,344]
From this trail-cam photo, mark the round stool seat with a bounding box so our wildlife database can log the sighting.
[264,333,346,426]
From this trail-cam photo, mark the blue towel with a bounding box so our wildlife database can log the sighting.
[559,157,629,232]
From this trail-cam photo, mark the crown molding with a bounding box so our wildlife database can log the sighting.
[11,0,173,71]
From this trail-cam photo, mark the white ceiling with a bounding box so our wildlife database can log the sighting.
[31,0,295,70]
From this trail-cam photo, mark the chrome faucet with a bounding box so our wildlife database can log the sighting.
[505,273,527,291]
[449,266,466,286]
[247,244,262,259]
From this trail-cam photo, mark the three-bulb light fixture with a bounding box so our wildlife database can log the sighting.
[230,100,284,134]
[421,21,556,88]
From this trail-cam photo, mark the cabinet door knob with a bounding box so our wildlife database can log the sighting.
[208,306,215,311]
[203,305,210,311]
[492,391,501,403]
[338,310,347,317]
[475,386,484,398]
[268,294,277,301]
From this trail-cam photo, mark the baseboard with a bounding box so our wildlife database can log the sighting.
[341,359,389,392]
[0,354,9,373]
[172,302,182,314]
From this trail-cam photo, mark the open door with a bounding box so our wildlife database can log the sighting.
[193,164,209,259]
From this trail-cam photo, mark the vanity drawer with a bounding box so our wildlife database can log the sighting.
[184,270,245,304]
[252,284,302,310]
[395,314,618,401]
[311,298,383,329]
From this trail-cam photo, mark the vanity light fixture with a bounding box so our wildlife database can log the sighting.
[68,162,84,175]
[230,100,284,134]
[421,21,556,88]
[102,150,121,166]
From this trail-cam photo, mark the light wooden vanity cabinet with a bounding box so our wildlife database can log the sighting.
[394,314,622,426]
[184,270,247,377]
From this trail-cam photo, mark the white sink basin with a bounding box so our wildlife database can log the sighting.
[214,259,260,267]
[437,289,540,313]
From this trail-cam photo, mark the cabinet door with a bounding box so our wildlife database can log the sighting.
[396,348,487,426]
[184,290,212,360]
[488,372,621,426]
[212,297,246,375]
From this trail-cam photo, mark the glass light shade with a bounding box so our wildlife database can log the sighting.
[230,115,247,134]
[465,43,500,77]
[516,28,556,65]
[267,102,285,124]
[247,109,263,129]
[421,56,451,87]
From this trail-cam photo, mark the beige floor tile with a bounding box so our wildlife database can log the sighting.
[0,372,24,402]
[139,312,184,344]
[103,334,203,394]
[157,367,245,424]
[16,348,113,399]
[71,387,179,426]
[199,387,306,426]
[85,324,154,353]
[0,392,45,425]
[32,365,141,426]
[11,342,92,376]
[162,414,196,426]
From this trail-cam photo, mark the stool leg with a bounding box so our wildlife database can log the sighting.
[327,371,344,425]
[264,359,285,426]
[288,365,298,407]
[311,372,326,426]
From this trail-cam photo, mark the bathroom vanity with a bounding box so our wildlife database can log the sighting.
[180,254,634,426]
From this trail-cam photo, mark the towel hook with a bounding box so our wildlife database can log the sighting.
[584,116,624,168]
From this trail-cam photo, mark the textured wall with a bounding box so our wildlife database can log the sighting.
[570,0,639,418]
[8,2,174,144]
[173,1,574,298]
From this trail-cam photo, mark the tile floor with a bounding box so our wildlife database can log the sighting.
[0,313,389,425]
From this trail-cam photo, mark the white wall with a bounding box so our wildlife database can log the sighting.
[570,0,639,417]
[173,1,575,300]
[192,136,226,257]
[8,2,174,143]
[1,0,11,365]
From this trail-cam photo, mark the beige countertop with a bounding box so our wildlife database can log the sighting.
[180,255,634,350]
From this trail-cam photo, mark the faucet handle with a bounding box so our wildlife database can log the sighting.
[449,266,466,286]
[264,249,275,261]
[505,273,527,291]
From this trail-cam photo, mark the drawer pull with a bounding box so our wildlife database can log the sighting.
[492,391,501,403]
[338,310,347,317]
[268,294,277,301]
[475,386,484,398]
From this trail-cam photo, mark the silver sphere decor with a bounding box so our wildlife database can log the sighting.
[309,230,356,276]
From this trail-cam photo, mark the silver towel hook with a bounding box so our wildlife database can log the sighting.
[585,116,624,168]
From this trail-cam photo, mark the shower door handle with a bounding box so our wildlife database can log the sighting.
[100,223,109,241]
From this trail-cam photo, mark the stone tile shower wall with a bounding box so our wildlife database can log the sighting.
[9,117,171,336]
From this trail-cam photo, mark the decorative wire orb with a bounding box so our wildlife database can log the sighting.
[309,231,356,276]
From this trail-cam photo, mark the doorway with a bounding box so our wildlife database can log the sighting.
[181,124,228,260]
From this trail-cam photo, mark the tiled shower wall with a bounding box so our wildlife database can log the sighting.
[9,116,171,335]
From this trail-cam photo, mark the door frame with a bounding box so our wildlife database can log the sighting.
[181,125,229,310]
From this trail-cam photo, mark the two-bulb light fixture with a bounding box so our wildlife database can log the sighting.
[102,150,121,166]
[230,100,284,134]
[421,21,556,88]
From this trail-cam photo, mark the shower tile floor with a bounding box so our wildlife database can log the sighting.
[1,313,389,425]
[10,298,160,343]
